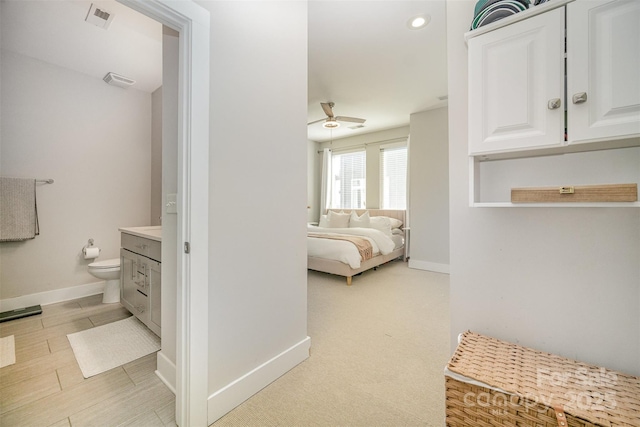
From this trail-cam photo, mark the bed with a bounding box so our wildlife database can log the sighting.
[307,209,407,285]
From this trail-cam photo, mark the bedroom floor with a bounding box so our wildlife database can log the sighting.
[213,260,451,426]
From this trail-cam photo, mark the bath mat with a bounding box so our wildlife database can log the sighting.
[0,335,16,368]
[67,316,160,378]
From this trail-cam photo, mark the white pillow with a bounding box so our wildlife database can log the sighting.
[386,217,403,229]
[349,211,370,228]
[370,216,392,237]
[326,210,350,228]
[318,215,329,228]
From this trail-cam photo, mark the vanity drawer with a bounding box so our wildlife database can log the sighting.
[121,233,161,262]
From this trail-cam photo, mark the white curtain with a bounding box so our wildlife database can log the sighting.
[405,136,410,228]
[319,148,331,219]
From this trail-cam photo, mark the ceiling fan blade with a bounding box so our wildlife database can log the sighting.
[307,118,326,126]
[320,102,334,118]
[336,116,366,124]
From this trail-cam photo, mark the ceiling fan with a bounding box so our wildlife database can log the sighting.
[307,102,366,129]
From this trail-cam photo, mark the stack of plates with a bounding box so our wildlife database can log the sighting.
[470,0,541,30]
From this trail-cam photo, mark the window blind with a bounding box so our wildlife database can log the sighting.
[380,146,407,209]
[330,150,366,209]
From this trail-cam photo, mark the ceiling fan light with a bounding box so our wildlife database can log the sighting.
[323,119,340,129]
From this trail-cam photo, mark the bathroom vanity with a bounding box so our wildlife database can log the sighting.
[119,226,161,336]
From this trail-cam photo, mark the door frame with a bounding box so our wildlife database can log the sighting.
[116,1,210,425]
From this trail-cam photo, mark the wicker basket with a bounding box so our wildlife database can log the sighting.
[445,331,640,426]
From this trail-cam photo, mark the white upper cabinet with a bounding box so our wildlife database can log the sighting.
[567,0,640,144]
[468,0,640,156]
[468,7,565,155]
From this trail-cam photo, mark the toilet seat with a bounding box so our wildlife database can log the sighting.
[88,258,120,269]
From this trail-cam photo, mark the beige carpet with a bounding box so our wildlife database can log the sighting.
[213,260,451,427]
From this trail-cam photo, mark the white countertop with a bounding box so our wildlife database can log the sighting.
[119,226,162,242]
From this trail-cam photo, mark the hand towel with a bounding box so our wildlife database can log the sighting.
[0,177,39,242]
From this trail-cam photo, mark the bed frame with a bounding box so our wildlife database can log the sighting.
[307,209,407,285]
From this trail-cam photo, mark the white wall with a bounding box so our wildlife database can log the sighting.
[408,107,449,273]
[0,50,152,301]
[201,1,309,422]
[447,0,640,376]
[157,26,179,390]
[151,87,163,226]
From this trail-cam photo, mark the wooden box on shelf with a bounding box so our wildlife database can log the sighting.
[511,183,638,203]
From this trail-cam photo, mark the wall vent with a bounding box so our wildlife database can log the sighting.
[437,95,449,101]
[85,3,114,29]
[103,72,136,88]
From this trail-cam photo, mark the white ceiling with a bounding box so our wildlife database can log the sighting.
[1,0,448,143]
[1,0,163,93]
[308,1,448,142]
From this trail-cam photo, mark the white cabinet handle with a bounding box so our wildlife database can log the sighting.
[547,98,561,110]
[572,92,587,104]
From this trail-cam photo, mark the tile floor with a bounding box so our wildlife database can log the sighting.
[0,294,175,427]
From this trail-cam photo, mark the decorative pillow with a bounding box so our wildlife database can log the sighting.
[326,210,350,228]
[391,228,404,235]
[369,216,392,237]
[318,215,329,228]
[349,211,370,228]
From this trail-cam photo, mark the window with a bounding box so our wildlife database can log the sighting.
[330,150,366,209]
[380,145,407,209]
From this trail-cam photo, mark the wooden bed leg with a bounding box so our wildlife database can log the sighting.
[346,276,352,286]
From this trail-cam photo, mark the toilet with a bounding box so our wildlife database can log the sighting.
[88,258,121,304]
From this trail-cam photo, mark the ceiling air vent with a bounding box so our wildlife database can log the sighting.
[85,3,114,29]
[103,72,136,88]
[349,125,366,130]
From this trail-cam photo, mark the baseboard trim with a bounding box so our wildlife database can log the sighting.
[207,336,311,424]
[156,351,176,395]
[408,259,450,274]
[0,281,105,312]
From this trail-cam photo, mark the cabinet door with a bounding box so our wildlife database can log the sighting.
[148,260,161,336]
[567,0,640,143]
[468,7,565,155]
[121,249,138,311]
[120,249,149,323]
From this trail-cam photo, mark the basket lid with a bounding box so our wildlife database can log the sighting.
[446,331,640,426]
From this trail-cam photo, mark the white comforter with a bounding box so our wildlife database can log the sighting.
[307,226,396,269]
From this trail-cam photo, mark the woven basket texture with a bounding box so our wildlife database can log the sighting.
[445,331,640,427]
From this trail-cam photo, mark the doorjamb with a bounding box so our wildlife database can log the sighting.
[116,1,210,425]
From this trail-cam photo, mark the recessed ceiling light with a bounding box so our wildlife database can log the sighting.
[407,14,430,30]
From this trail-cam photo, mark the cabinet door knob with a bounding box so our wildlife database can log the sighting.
[547,98,562,110]
[572,92,587,104]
